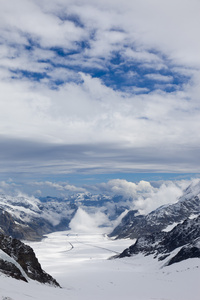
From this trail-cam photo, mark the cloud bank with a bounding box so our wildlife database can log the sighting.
[0,0,200,177]
[0,176,198,232]
[69,207,109,233]
[67,178,195,232]
[97,178,188,215]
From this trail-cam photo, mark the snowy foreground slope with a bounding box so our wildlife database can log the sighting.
[1,231,199,300]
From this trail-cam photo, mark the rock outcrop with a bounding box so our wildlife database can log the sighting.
[0,233,60,286]
[110,183,200,239]
[116,215,200,266]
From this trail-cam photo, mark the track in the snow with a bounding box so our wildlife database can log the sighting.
[66,234,120,255]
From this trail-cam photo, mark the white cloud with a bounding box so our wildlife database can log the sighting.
[97,178,189,215]
[0,0,86,49]
[0,181,10,189]
[32,181,87,193]
[63,184,87,193]
[101,179,153,198]
[134,182,184,215]
[34,189,42,196]
[0,180,18,194]
[1,71,200,174]
[145,74,173,82]
[69,207,109,233]
[0,0,200,175]
[0,72,196,146]
[124,48,163,65]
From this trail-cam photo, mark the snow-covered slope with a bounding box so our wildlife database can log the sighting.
[0,194,78,240]
[110,181,200,239]
[0,181,200,299]
[116,215,200,264]
[0,248,29,282]
[1,231,199,300]
[0,232,59,286]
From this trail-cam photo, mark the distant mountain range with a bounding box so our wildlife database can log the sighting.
[0,194,78,240]
[0,192,127,283]
[0,193,128,240]
[0,180,200,283]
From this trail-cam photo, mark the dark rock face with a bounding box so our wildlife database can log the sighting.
[0,198,78,241]
[117,215,200,266]
[109,194,200,239]
[0,209,44,241]
[109,210,139,239]
[167,239,200,265]
[0,259,27,282]
[0,233,60,286]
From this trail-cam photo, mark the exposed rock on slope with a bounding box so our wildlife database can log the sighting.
[0,257,28,282]
[0,209,46,241]
[0,233,60,286]
[0,194,78,240]
[116,215,200,266]
[167,238,200,265]
[110,182,200,239]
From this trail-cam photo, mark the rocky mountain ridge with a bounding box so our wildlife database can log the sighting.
[0,194,78,240]
[0,232,60,286]
[116,214,200,266]
[110,181,200,239]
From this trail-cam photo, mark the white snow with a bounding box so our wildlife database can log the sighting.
[189,214,199,219]
[0,249,29,282]
[0,230,199,300]
[162,222,181,232]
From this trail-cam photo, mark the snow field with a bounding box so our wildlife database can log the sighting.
[0,231,200,300]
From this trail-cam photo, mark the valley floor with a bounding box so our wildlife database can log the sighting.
[1,231,200,300]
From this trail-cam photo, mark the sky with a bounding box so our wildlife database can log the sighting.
[0,0,200,195]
